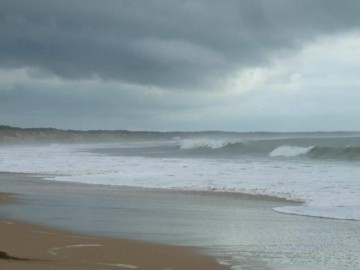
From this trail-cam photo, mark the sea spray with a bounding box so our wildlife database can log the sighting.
[269,145,314,157]
[1,133,360,221]
[179,139,233,150]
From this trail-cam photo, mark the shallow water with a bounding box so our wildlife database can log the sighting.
[1,134,360,221]
[0,173,359,270]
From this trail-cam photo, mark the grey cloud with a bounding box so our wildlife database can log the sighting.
[1,0,360,89]
[0,79,212,129]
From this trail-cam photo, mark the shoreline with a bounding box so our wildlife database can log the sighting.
[2,172,360,269]
[0,172,301,270]
[0,171,300,204]
[0,192,230,270]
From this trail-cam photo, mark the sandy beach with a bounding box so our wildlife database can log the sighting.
[0,192,229,270]
[1,172,360,270]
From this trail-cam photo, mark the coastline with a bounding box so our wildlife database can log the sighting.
[0,192,230,270]
[0,172,300,270]
[2,172,360,269]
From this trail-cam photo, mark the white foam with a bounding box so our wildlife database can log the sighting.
[269,145,314,157]
[48,244,101,256]
[178,139,233,150]
[0,144,359,221]
[98,263,138,269]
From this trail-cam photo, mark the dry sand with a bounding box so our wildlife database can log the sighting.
[0,192,229,270]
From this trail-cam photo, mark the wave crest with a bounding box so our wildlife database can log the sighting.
[178,139,237,150]
[308,146,360,160]
[269,145,360,160]
[269,145,314,157]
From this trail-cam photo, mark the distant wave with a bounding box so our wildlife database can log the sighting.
[308,146,360,160]
[178,140,360,161]
[179,139,238,150]
[269,145,360,160]
[269,146,314,157]
[177,139,259,156]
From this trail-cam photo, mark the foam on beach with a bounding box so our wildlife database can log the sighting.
[0,139,360,221]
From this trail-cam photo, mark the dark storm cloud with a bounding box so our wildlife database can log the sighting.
[1,0,360,89]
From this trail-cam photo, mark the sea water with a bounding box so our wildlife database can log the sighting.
[0,173,359,270]
[0,132,360,221]
[1,132,360,269]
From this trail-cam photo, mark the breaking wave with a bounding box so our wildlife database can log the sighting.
[308,146,360,160]
[178,139,360,161]
[179,139,239,150]
[177,139,260,156]
[269,146,314,157]
[269,145,360,160]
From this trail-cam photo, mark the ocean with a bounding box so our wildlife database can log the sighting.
[1,132,360,221]
[1,131,360,269]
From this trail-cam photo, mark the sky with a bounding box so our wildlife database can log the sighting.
[1,0,360,132]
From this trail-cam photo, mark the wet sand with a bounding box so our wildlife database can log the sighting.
[2,172,360,269]
[0,192,229,270]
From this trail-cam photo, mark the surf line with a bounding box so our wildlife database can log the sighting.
[48,244,102,256]
[98,262,139,269]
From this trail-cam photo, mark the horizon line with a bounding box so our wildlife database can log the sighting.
[1,125,360,134]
